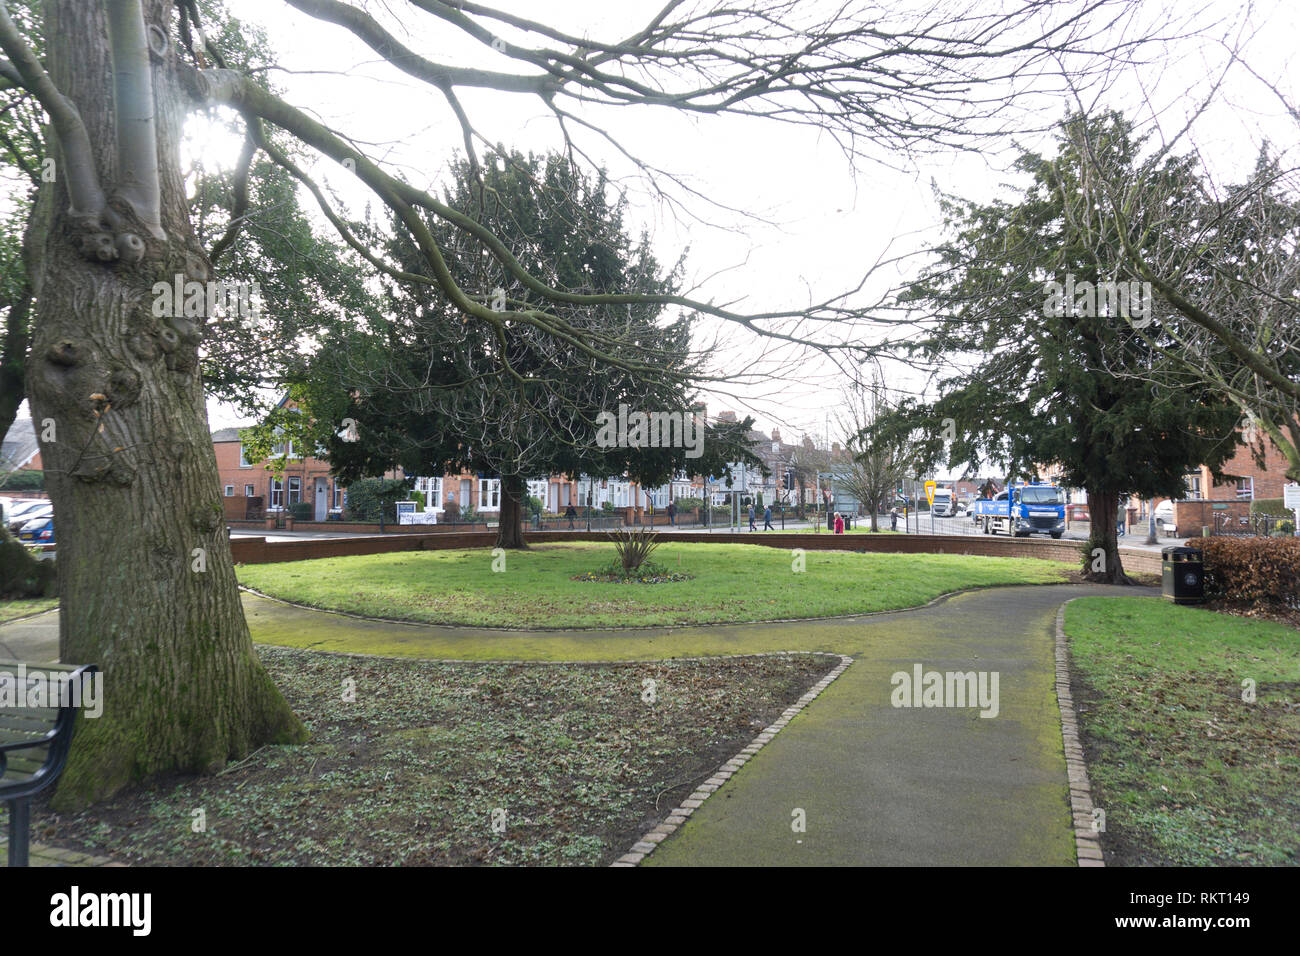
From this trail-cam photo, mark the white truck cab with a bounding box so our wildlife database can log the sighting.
[931,487,955,517]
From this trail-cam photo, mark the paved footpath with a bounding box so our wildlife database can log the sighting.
[646,584,1156,866]
[1,583,1154,866]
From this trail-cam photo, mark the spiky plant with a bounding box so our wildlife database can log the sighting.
[608,526,660,573]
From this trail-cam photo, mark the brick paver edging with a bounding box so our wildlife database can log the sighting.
[0,605,59,626]
[1054,601,1105,867]
[0,834,121,868]
[610,652,854,867]
[7,647,842,868]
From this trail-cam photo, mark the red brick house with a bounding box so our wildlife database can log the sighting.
[212,410,593,521]
[1185,433,1292,502]
[1108,430,1296,535]
[212,426,343,521]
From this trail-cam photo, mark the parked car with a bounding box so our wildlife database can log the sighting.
[17,514,54,544]
[7,500,51,533]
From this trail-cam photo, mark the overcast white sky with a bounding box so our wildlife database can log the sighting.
[203,0,1299,475]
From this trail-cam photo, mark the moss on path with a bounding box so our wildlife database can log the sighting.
[243,584,1153,865]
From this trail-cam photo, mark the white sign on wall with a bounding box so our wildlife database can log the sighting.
[396,500,438,525]
[1285,483,1300,509]
[398,512,438,525]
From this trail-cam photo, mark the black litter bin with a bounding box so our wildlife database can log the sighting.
[1162,546,1204,604]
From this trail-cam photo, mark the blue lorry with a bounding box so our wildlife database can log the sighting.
[971,481,1067,538]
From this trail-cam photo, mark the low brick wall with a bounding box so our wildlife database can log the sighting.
[1,492,47,502]
[229,527,1162,574]
[230,531,500,563]
[1171,499,1252,537]
[534,531,1163,574]
[229,519,496,535]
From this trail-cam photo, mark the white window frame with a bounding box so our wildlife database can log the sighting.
[238,444,253,468]
[412,476,443,510]
[478,478,501,511]
[244,484,255,498]
[1235,477,1253,500]
[609,480,631,508]
[288,476,301,505]
[269,479,283,510]
[224,485,234,497]
[1184,475,1202,500]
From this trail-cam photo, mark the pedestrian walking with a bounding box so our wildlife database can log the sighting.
[564,503,577,530]
[666,500,677,527]
[748,501,757,532]
[1116,502,1126,536]
[833,512,845,534]
[890,507,898,532]
[763,505,774,530]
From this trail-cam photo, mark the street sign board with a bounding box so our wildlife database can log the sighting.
[924,480,936,505]
[1285,483,1300,509]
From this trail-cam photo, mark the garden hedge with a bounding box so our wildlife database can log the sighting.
[0,469,44,492]
[1195,536,1300,609]
[0,525,54,598]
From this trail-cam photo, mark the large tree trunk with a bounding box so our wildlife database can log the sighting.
[495,473,528,549]
[1082,488,1132,584]
[27,0,303,809]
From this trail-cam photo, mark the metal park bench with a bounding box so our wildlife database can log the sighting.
[0,660,97,866]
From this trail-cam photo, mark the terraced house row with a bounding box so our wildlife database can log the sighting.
[209,404,853,525]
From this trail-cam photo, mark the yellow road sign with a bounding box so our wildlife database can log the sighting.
[925,481,936,505]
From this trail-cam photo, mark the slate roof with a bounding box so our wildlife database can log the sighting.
[0,418,39,471]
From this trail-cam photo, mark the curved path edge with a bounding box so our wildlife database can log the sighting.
[1055,600,1106,867]
[611,653,854,867]
[5,583,1155,867]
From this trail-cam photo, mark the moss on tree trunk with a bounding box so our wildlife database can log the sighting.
[28,0,304,809]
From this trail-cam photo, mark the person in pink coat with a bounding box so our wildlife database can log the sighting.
[833,512,845,534]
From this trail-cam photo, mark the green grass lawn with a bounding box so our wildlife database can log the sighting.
[43,646,835,866]
[0,596,57,624]
[236,541,1066,629]
[1065,597,1299,865]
